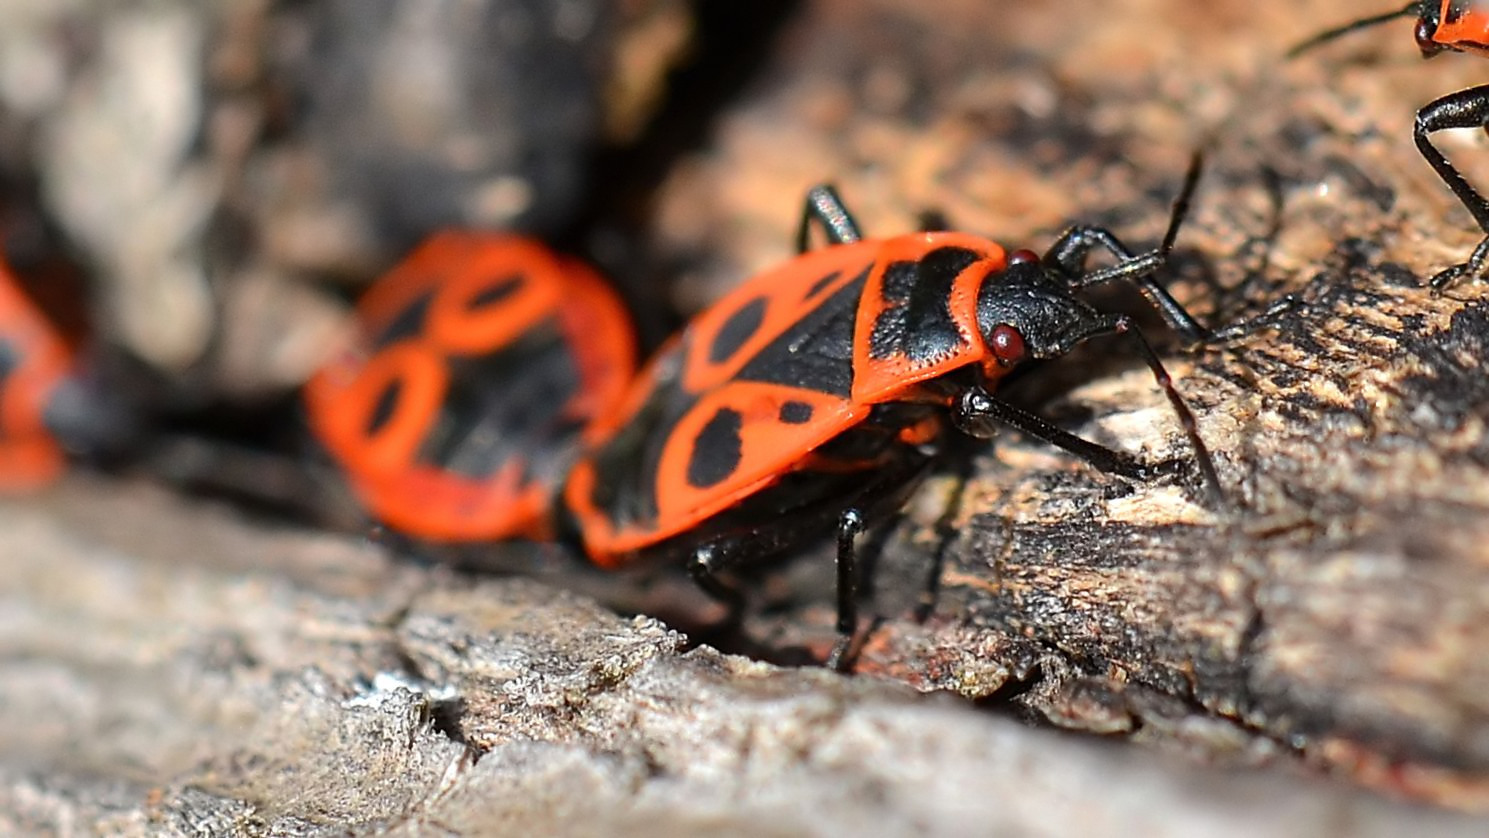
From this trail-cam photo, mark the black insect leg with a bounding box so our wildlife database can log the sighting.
[1416,85,1489,290]
[958,313,1224,506]
[688,544,747,633]
[1046,225,1209,341]
[952,387,1156,481]
[916,208,953,233]
[687,506,873,672]
[1044,152,1213,342]
[1203,294,1305,344]
[824,507,866,672]
[796,184,864,253]
[1433,237,1489,291]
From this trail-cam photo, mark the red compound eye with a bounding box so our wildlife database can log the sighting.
[1008,249,1040,266]
[1415,17,1445,55]
[990,324,1026,366]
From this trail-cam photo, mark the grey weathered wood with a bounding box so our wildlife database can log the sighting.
[0,478,1478,835]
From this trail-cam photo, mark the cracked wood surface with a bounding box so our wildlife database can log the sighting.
[0,477,1479,835]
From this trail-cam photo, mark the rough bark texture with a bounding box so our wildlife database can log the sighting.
[0,477,1481,835]
[3,0,1489,832]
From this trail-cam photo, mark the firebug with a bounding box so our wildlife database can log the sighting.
[303,232,637,543]
[559,155,1225,668]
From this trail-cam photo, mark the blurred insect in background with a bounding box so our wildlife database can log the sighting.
[303,232,637,543]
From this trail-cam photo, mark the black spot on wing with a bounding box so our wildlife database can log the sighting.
[710,296,767,364]
[467,273,523,310]
[687,407,744,489]
[734,265,869,397]
[778,400,814,424]
[806,269,843,299]
[366,378,403,437]
[373,290,435,347]
[867,246,980,364]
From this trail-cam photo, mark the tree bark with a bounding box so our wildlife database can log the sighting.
[0,478,1478,834]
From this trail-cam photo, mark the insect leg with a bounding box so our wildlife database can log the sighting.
[1203,294,1305,344]
[688,543,747,632]
[1044,152,1212,342]
[824,507,866,672]
[952,386,1156,480]
[1415,85,1489,290]
[959,313,1224,505]
[796,185,865,253]
[1049,229,1210,342]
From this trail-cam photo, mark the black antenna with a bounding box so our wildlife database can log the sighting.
[1286,2,1421,59]
[1160,149,1205,256]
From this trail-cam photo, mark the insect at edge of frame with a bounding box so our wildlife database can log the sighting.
[0,252,75,491]
[1291,0,1489,289]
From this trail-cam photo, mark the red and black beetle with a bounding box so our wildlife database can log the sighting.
[559,157,1224,667]
[303,232,637,543]
[1292,0,1489,288]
